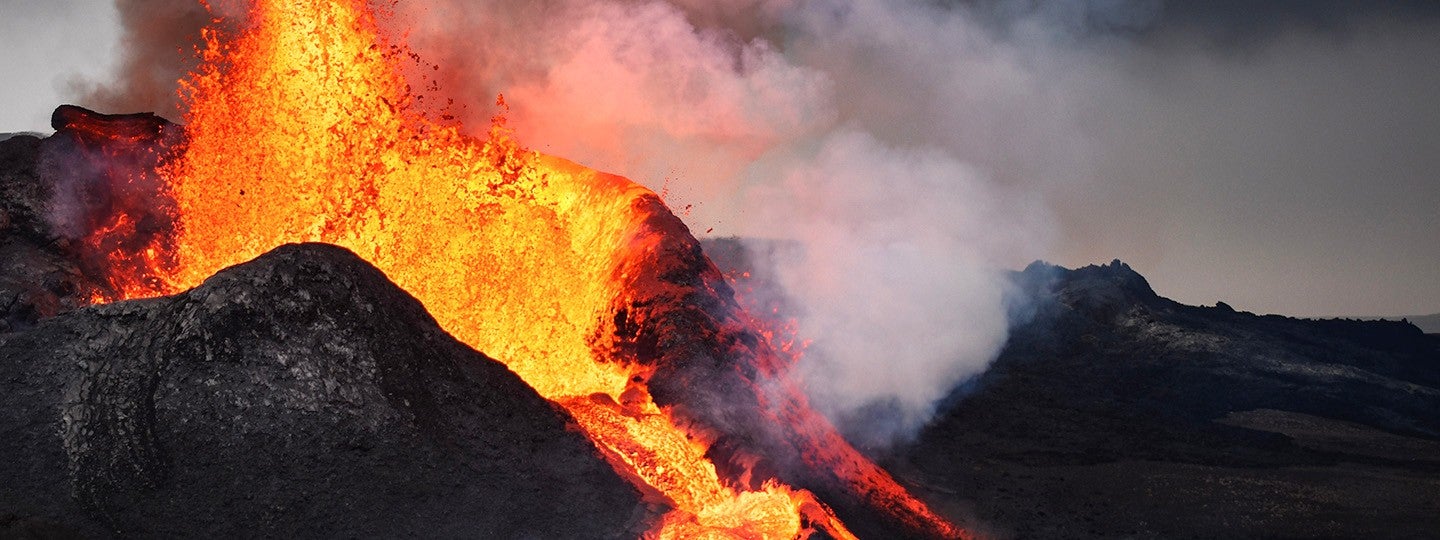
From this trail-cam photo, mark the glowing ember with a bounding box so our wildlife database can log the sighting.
[87,0,961,537]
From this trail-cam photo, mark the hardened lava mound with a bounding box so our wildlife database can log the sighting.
[0,240,647,538]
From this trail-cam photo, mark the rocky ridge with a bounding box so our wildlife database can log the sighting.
[0,242,645,538]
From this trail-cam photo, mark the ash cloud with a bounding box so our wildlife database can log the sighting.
[67,0,1440,445]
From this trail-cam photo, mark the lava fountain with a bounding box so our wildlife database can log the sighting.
[80,0,963,537]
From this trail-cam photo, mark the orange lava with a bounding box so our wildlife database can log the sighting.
[98,0,875,537]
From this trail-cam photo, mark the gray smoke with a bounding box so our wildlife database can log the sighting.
[66,0,215,120]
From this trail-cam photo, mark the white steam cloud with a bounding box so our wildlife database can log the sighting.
[742,130,1048,447]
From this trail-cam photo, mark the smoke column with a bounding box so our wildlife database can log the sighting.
[67,0,215,120]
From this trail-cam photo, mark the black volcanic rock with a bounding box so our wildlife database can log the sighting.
[892,260,1440,539]
[0,133,94,332]
[1368,313,1440,335]
[0,133,47,240]
[0,243,643,538]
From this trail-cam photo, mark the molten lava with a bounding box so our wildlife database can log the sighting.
[84,0,963,537]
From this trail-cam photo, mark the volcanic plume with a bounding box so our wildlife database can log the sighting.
[63,0,962,537]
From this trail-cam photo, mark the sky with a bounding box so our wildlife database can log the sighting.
[0,0,120,133]
[1,0,1437,445]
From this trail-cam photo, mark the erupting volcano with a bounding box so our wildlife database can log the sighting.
[58,0,963,537]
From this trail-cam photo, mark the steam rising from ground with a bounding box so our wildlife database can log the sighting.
[64,0,1440,446]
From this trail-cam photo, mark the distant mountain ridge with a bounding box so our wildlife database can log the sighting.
[1359,313,1440,334]
[0,132,45,143]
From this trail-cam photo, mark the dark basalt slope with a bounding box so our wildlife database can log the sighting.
[0,243,644,538]
[895,260,1440,539]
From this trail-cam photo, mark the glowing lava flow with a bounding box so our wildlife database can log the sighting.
[92,0,871,537]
